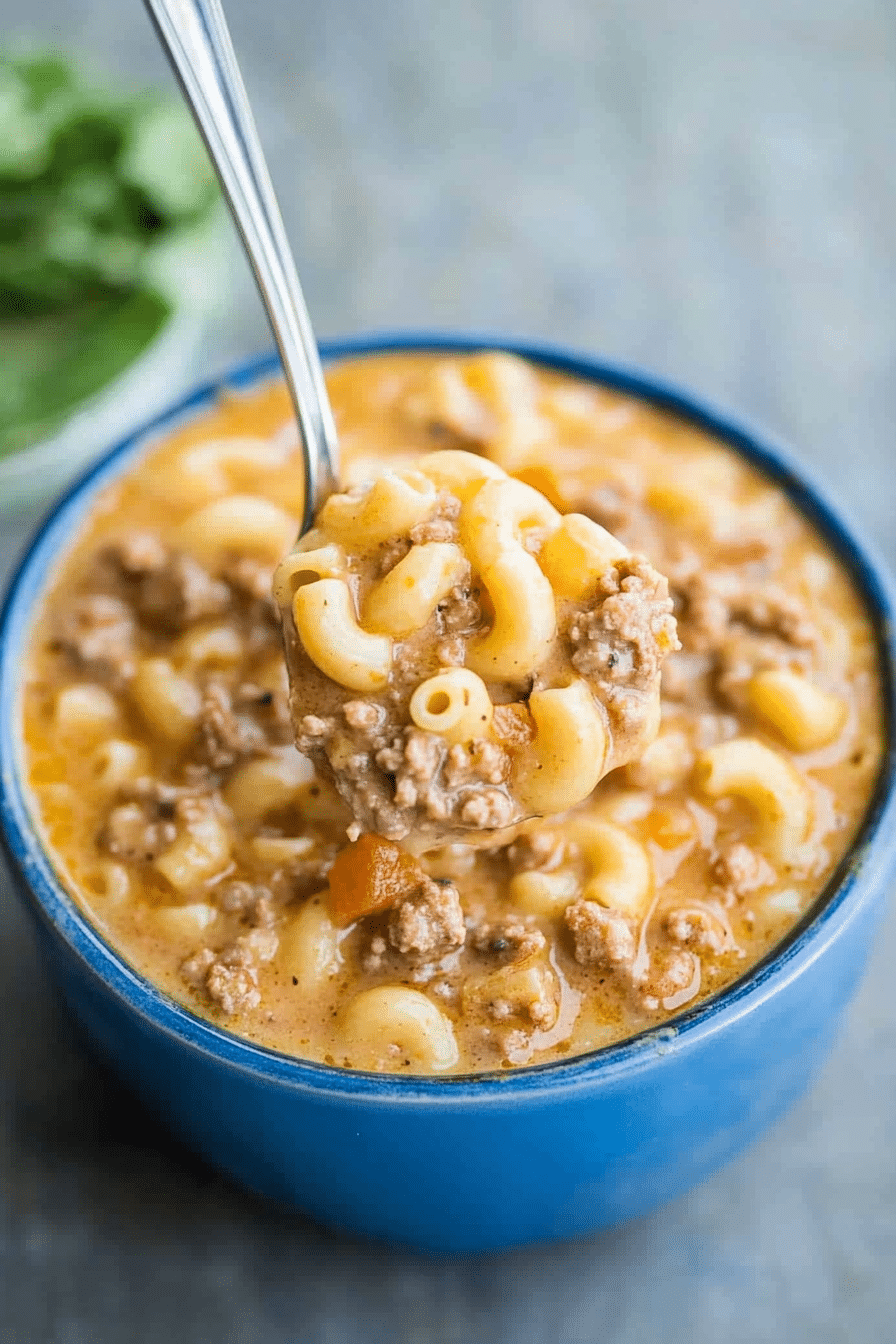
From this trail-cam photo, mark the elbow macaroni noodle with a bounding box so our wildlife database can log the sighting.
[292,579,393,693]
[363,542,469,637]
[409,668,494,744]
[697,738,813,865]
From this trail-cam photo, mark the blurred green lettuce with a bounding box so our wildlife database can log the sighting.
[0,48,218,458]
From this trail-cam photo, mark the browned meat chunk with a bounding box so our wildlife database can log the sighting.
[206,959,261,1015]
[713,843,775,897]
[138,554,230,632]
[181,929,278,1016]
[410,492,461,545]
[195,682,269,769]
[444,740,507,789]
[98,801,176,861]
[180,947,216,987]
[565,900,636,969]
[232,680,294,743]
[472,916,546,964]
[297,714,335,747]
[218,880,276,927]
[101,537,229,634]
[388,877,466,960]
[223,556,274,604]
[456,789,513,829]
[392,729,445,807]
[108,532,168,575]
[303,714,516,843]
[343,700,386,734]
[506,829,568,874]
[436,583,483,638]
[664,906,729,954]
[641,950,699,1009]
[376,536,413,575]
[54,593,137,685]
[679,571,817,656]
[569,555,679,693]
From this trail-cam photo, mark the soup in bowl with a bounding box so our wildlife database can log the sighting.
[1,333,894,1251]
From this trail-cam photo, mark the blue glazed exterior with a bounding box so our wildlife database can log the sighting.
[2,333,895,1254]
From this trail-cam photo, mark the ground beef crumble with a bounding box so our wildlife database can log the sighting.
[387,877,466,960]
[410,491,461,544]
[217,880,276,927]
[569,555,679,692]
[663,905,729,954]
[101,535,230,634]
[195,682,269,769]
[472,915,546,964]
[565,900,636,970]
[713,843,776,897]
[181,925,279,1016]
[640,950,699,1010]
[299,705,515,841]
[670,568,819,708]
[54,593,137,685]
[506,829,569,874]
[98,799,176,862]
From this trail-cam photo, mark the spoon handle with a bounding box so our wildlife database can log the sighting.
[143,0,339,532]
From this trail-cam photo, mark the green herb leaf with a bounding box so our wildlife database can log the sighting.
[0,287,171,457]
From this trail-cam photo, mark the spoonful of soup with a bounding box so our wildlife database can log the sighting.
[143,0,339,535]
[274,449,680,852]
[143,2,680,855]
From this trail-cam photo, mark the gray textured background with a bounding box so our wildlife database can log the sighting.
[2,1,896,1341]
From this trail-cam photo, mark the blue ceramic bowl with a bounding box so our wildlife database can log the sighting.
[2,333,895,1254]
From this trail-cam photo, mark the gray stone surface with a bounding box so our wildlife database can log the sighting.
[2,1,895,1340]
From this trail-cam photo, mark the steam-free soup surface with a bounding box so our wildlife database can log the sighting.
[23,351,883,1073]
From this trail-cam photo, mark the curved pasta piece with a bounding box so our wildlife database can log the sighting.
[90,738,150,792]
[539,513,630,601]
[319,471,436,549]
[509,868,579,918]
[513,680,607,816]
[415,448,505,501]
[272,543,347,607]
[570,819,653,917]
[409,668,494,744]
[174,622,244,670]
[148,437,291,508]
[341,986,459,1072]
[250,835,316,868]
[747,668,846,752]
[224,748,315,823]
[461,351,549,471]
[278,897,342,994]
[179,494,297,565]
[293,579,392,692]
[54,684,121,740]
[363,542,468,637]
[155,800,232,894]
[697,737,813,864]
[130,658,201,746]
[459,477,560,569]
[153,902,218,940]
[466,551,557,682]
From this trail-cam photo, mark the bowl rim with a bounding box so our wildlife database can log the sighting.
[2,328,895,1104]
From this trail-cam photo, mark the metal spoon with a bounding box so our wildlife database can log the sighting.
[143,0,339,535]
